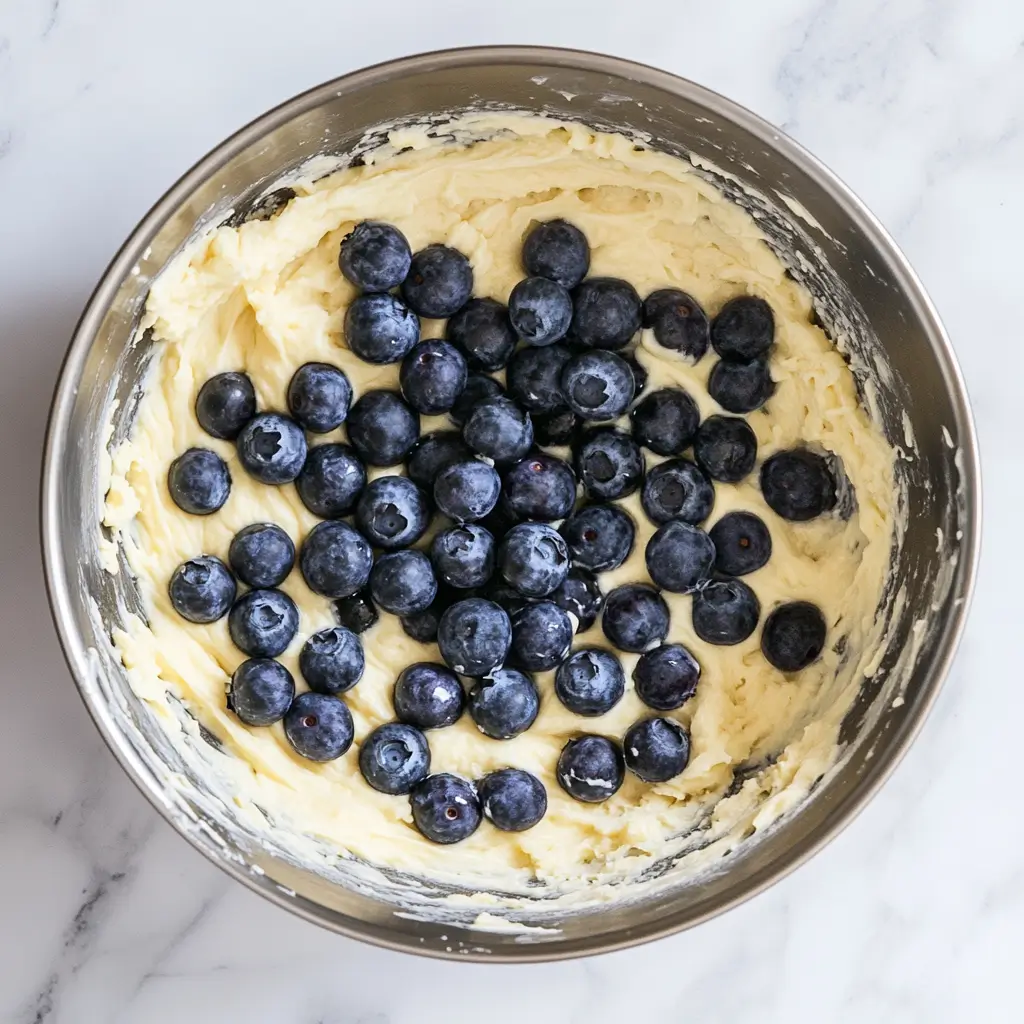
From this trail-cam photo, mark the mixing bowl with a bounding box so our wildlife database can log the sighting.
[41,46,980,961]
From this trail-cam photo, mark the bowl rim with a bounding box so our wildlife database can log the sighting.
[40,44,982,962]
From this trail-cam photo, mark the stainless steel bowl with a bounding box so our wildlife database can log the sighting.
[41,46,980,961]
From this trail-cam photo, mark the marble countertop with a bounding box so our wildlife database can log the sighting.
[0,0,1017,1019]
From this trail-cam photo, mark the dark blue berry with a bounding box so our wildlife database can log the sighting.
[506,344,571,413]
[710,511,772,575]
[708,358,774,413]
[437,598,511,676]
[574,429,644,500]
[463,396,534,463]
[355,475,429,550]
[555,647,625,716]
[345,293,420,365]
[401,244,473,319]
[694,415,757,483]
[339,220,412,292]
[602,584,670,653]
[645,520,716,594]
[287,362,352,432]
[228,523,294,588]
[478,768,547,831]
[479,495,522,540]
[296,443,367,518]
[431,524,495,589]
[692,579,760,645]
[394,662,465,729]
[229,588,299,658]
[643,289,709,361]
[446,298,516,372]
[369,549,437,616]
[510,601,573,671]
[482,576,532,618]
[449,372,504,424]
[761,601,826,671]
[434,460,501,522]
[229,659,295,726]
[522,219,590,289]
[284,692,354,762]
[561,504,634,572]
[406,431,473,490]
[631,387,700,456]
[625,353,648,396]
[633,643,701,710]
[169,556,236,623]
[760,449,837,521]
[299,625,364,695]
[168,448,230,515]
[410,774,481,844]
[551,568,603,633]
[560,350,635,421]
[533,408,582,448]
[571,277,642,350]
[468,668,540,739]
[557,735,624,802]
[499,523,569,598]
[237,412,307,484]
[509,276,573,346]
[359,722,430,794]
[334,588,378,634]
[399,340,468,415]
[624,717,690,782]
[300,520,373,598]
[346,390,419,466]
[400,586,455,644]
[196,372,256,440]
[501,452,577,521]
[641,458,715,526]
[711,296,774,360]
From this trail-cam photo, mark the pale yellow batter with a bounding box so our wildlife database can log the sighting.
[103,115,895,897]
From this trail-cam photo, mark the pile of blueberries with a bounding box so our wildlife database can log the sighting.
[164,214,838,845]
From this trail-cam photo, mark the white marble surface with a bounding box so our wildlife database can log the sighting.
[0,0,1017,1019]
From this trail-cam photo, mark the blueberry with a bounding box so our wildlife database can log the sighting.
[468,667,540,740]
[437,598,511,676]
[641,458,715,526]
[645,520,716,593]
[499,523,569,598]
[296,443,367,518]
[711,296,774,360]
[369,550,437,616]
[625,353,648,397]
[522,218,590,289]
[555,647,625,716]
[359,722,430,795]
[633,643,701,710]
[508,276,573,346]
[761,601,827,671]
[623,717,690,782]
[575,429,644,501]
[434,460,501,522]
[631,387,700,456]
[643,288,710,361]
[287,362,352,432]
[431,524,495,589]
[602,584,670,653]
[229,588,298,658]
[479,768,547,831]
[399,340,468,415]
[694,415,757,483]
[692,579,760,645]
[506,344,571,413]
[561,505,634,572]
[446,298,517,372]
[551,568,603,633]
[237,412,307,485]
[708,358,774,413]
[557,735,624,802]
[406,431,473,490]
[760,449,837,521]
[300,521,373,598]
[410,774,481,844]
[299,625,364,695]
[334,588,378,634]
[284,692,354,762]
[560,350,635,421]
[710,511,772,576]
[533,408,582,448]
[482,576,532,618]
[401,244,473,319]
[196,372,256,440]
[571,278,642,350]
[502,452,577,521]
[344,293,420,365]
[229,659,295,726]
[346,390,419,467]
[339,220,412,292]
[168,448,231,515]
[228,523,295,588]
[451,378,505,432]
[479,495,522,540]
[168,556,236,623]
[510,601,573,671]
[400,588,453,644]
[463,396,534,463]
[355,475,429,550]
[394,662,465,729]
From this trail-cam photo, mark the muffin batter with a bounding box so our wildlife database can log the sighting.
[103,115,895,895]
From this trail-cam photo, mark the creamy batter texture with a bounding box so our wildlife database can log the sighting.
[103,115,895,899]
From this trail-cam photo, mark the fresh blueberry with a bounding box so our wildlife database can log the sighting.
[394,662,465,729]
[296,443,367,518]
[643,288,710,361]
[299,625,364,695]
[228,523,295,588]
[645,520,716,594]
[532,408,582,448]
[406,431,473,490]
[359,722,430,795]
[300,521,373,598]
[237,412,307,485]
[694,415,757,483]
[625,353,648,396]
[229,659,295,727]
[551,568,603,633]
[506,344,571,413]
[760,449,837,521]
[449,372,505,425]
[478,768,547,831]
[641,458,715,526]
[499,523,569,598]
[630,387,700,456]
[287,362,353,432]
[602,584,670,653]
[761,601,827,671]
[560,350,635,421]
[522,218,590,289]
[410,774,481,844]
[710,511,772,576]
[571,278,642,350]
[345,293,420,365]
[346,390,419,467]
[400,587,455,645]
[502,452,577,521]
[469,667,540,739]
[482,576,532,618]
[479,495,522,540]
[555,647,625,716]
[284,692,354,762]
[708,358,774,413]
[510,601,573,671]
[434,460,501,522]
[401,244,473,319]
[557,735,624,802]
[446,298,516,372]
[463,396,534,463]
[355,476,429,550]
[168,448,231,515]
[369,550,437,616]
[431,524,495,589]
[692,579,761,645]
[623,717,690,782]
[399,340,468,415]
[508,276,573,346]
[229,588,298,658]
[711,296,774,360]
[561,505,634,572]
[334,588,378,634]
[196,372,256,440]
[574,429,644,500]
[437,598,511,676]
[169,556,236,623]
[633,643,701,710]
[339,220,412,292]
